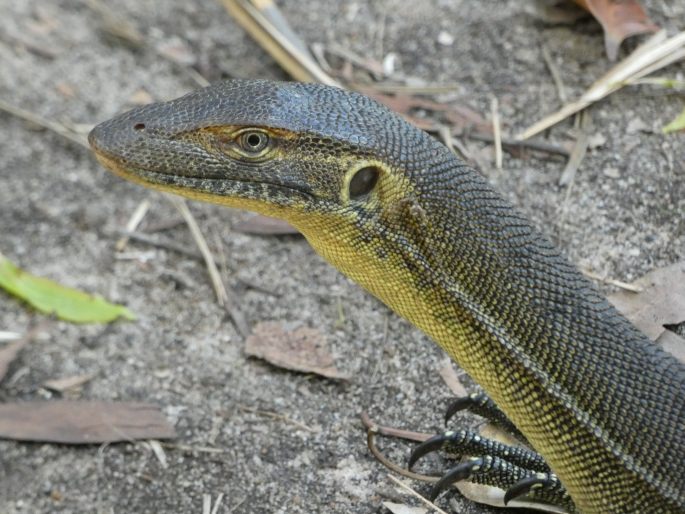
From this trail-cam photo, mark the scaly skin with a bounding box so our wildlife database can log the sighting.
[89,80,685,513]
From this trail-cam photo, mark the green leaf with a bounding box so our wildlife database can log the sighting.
[0,252,135,323]
[663,107,685,134]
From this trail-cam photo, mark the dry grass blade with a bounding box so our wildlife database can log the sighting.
[115,199,151,252]
[582,268,643,293]
[237,404,316,433]
[43,373,97,393]
[219,0,340,86]
[0,323,49,383]
[0,98,88,149]
[490,96,503,171]
[169,195,250,337]
[386,476,450,514]
[83,0,145,48]
[519,30,685,139]
[559,112,590,186]
[437,359,468,397]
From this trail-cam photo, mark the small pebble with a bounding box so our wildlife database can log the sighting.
[437,30,454,46]
[603,167,620,178]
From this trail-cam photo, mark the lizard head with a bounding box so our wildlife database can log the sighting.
[88,79,442,223]
[89,79,451,292]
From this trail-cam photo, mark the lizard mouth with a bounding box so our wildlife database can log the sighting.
[92,147,314,202]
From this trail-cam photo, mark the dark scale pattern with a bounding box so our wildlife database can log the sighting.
[89,80,685,514]
[432,456,575,512]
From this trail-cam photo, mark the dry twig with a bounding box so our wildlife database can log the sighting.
[519,30,685,139]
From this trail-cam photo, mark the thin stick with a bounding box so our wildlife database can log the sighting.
[519,30,685,139]
[0,98,88,149]
[169,196,250,337]
[147,440,168,469]
[386,475,450,514]
[210,494,225,514]
[582,269,643,293]
[542,44,567,103]
[118,230,203,260]
[464,133,570,158]
[490,97,503,171]
[559,113,590,187]
[361,412,432,443]
[237,404,317,433]
[115,199,151,252]
[365,424,438,484]
[161,442,227,454]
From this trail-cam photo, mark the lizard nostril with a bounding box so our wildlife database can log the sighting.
[133,123,146,131]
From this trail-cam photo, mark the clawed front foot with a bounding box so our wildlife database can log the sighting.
[408,393,576,512]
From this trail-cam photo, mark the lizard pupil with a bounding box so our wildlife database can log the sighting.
[349,166,379,200]
[241,131,268,153]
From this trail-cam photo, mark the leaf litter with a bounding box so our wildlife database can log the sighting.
[572,0,658,60]
[609,261,685,363]
[0,401,176,444]
[245,321,349,380]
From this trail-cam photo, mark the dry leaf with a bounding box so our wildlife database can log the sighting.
[608,261,685,341]
[658,331,685,365]
[155,37,196,66]
[573,0,658,60]
[128,88,154,106]
[0,401,176,443]
[519,31,685,139]
[233,215,300,235]
[220,0,339,86]
[245,322,349,380]
[361,89,491,134]
[437,359,468,397]
[43,373,96,393]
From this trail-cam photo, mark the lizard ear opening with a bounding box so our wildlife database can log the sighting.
[348,166,380,200]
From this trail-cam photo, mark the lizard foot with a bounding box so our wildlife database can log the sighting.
[445,392,524,440]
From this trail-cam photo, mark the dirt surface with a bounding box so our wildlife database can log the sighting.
[1,1,683,513]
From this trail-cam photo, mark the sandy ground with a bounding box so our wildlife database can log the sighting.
[0,1,683,513]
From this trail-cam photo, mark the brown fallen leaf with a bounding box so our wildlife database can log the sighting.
[608,261,685,341]
[0,401,175,444]
[245,322,349,380]
[658,331,685,365]
[43,372,97,393]
[360,89,492,135]
[233,215,300,236]
[573,0,659,60]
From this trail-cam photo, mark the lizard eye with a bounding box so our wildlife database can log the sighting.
[348,166,379,200]
[239,131,269,154]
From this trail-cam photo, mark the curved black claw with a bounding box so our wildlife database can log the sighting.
[503,472,558,505]
[429,457,489,501]
[445,392,524,441]
[408,433,448,470]
[444,394,480,425]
